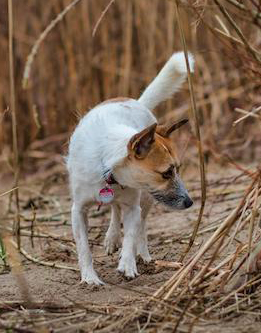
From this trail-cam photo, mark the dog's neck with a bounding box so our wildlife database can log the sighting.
[98,124,137,182]
[100,160,118,185]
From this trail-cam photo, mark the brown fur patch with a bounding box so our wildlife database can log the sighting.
[127,130,180,190]
[100,97,131,105]
[144,134,179,174]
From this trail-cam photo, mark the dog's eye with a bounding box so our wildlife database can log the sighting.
[162,168,173,179]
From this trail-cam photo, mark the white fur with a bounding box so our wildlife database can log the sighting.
[66,52,193,284]
[139,52,194,110]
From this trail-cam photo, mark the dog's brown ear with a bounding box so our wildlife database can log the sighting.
[128,123,157,159]
[156,118,188,137]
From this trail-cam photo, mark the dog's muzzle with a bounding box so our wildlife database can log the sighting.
[150,176,193,210]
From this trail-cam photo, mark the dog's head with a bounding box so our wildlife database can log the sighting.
[116,119,193,210]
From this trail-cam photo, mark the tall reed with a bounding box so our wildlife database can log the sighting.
[0,0,260,161]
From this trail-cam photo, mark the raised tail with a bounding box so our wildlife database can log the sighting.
[138,52,194,110]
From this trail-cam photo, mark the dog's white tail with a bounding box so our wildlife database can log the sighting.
[138,52,194,110]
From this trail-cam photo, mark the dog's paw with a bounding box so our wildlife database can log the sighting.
[137,242,152,263]
[117,255,139,278]
[104,231,121,255]
[81,268,104,285]
[138,251,152,263]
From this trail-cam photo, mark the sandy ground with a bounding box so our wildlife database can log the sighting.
[0,164,261,332]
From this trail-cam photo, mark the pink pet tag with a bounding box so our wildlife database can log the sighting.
[98,187,114,204]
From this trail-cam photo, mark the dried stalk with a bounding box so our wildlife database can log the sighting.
[247,175,261,272]
[225,0,261,20]
[234,107,261,125]
[153,173,257,300]
[174,0,206,260]
[3,235,32,305]
[92,0,116,37]
[214,0,261,63]
[204,274,261,316]
[15,242,79,272]
[8,0,21,250]
[0,187,18,197]
[22,0,82,88]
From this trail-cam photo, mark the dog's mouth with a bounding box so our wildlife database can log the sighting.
[150,191,193,210]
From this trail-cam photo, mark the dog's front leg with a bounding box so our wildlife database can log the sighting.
[136,191,153,262]
[117,203,141,278]
[72,202,104,285]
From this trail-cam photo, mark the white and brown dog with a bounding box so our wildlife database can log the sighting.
[66,52,194,285]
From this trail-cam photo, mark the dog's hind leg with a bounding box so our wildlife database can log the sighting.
[104,203,121,255]
[137,191,153,262]
[71,199,104,285]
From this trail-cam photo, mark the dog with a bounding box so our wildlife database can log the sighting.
[66,52,194,285]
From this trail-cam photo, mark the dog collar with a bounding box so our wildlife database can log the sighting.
[105,173,118,185]
[105,172,125,189]
[97,172,121,211]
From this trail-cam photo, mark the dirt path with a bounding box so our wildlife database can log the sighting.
[1,165,261,332]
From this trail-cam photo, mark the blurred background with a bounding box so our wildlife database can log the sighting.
[0,0,260,177]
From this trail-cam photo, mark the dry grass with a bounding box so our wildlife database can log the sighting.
[0,0,260,156]
[0,168,260,332]
[1,0,261,332]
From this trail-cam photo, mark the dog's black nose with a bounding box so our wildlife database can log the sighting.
[184,197,193,208]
